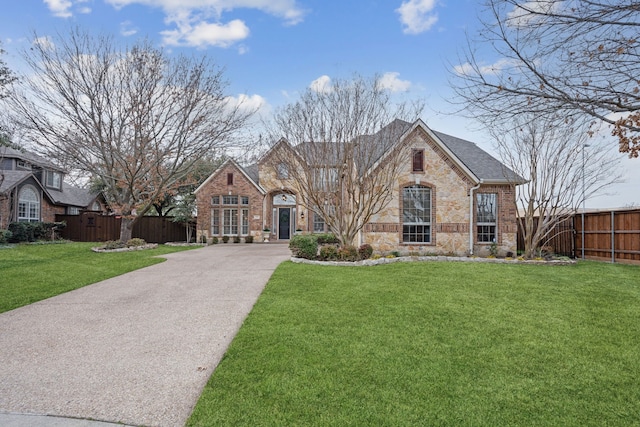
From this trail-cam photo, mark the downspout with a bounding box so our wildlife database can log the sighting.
[469,180,483,256]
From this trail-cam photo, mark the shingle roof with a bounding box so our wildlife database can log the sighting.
[47,183,97,207]
[0,147,66,172]
[432,130,525,183]
[0,170,32,193]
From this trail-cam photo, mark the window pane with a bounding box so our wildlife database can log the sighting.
[212,196,220,205]
[211,209,219,235]
[223,209,238,235]
[241,209,249,235]
[223,195,238,205]
[477,193,496,223]
[313,211,325,233]
[241,196,249,205]
[402,185,431,243]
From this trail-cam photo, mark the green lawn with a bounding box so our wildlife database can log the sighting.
[189,260,640,427]
[0,242,196,313]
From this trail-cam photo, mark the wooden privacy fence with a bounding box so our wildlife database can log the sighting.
[574,209,640,263]
[55,212,191,243]
[518,208,640,263]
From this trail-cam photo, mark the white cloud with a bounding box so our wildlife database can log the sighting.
[506,1,562,28]
[43,0,73,18]
[309,75,332,93]
[396,0,438,34]
[453,58,517,76]
[105,0,306,47]
[120,21,139,37]
[161,19,250,48]
[377,72,411,92]
[33,36,55,51]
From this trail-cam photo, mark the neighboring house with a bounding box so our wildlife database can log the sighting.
[0,147,102,229]
[195,119,524,256]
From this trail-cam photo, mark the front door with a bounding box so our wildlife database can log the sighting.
[278,207,291,240]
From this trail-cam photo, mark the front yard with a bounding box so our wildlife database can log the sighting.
[0,242,196,313]
[189,260,640,426]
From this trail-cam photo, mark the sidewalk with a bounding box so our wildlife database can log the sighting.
[0,243,291,427]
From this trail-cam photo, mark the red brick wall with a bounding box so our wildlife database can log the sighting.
[196,162,264,239]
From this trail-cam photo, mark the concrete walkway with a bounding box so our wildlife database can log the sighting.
[0,243,291,427]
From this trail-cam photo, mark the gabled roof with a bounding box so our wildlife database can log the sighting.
[0,170,32,194]
[47,183,97,207]
[432,130,525,184]
[0,147,66,172]
[195,158,265,195]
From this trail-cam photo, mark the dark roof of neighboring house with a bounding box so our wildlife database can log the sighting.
[0,170,32,194]
[47,183,97,207]
[0,147,66,172]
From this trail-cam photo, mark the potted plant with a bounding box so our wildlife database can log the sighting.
[262,227,270,242]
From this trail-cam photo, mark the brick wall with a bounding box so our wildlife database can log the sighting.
[195,161,264,241]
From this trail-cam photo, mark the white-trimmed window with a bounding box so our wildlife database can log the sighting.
[211,209,220,235]
[241,209,249,235]
[67,207,80,215]
[46,170,62,190]
[477,193,497,243]
[18,185,40,223]
[277,163,289,179]
[313,211,326,233]
[223,209,238,235]
[402,185,431,243]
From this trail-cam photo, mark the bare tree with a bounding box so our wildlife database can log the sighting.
[494,113,621,258]
[450,0,640,157]
[0,42,17,192]
[7,29,252,241]
[268,75,422,246]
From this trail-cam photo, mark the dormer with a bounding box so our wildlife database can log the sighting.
[44,169,63,191]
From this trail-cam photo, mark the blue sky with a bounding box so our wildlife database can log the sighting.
[0,0,637,208]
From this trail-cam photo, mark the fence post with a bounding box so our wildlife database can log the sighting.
[611,211,615,264]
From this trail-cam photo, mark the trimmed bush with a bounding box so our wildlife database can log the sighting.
[126,238,147,247]
[319,244,339,261]
[338,245,359,262]
[233,235,241,243]
[7,221,66,243]
[358,244,373,260]
[289,234,318,260]
[0,229,12,244]
[245,235,254,243]
[222,236,229,243]
[316,233,340,245]
[211,236,219,244]
[103,240,126,250]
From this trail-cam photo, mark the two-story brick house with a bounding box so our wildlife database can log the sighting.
[0,147,101,229]
[195,119,524,256]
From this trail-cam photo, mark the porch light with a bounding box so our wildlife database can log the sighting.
[282,194,287,202]
[300,211,305,220]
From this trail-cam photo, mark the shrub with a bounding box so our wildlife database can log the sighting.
[8,222,34,242]
[200,234,208,244]
[211,236,219,244]
[0,229,12,244]
[222,236,229,243]
[245,235,254,243]
[233,235,241,243]
[338,245,359,262]
[319,244,339,261]
[289,235,318,260]
[316,233,340,244]
[358,244,373,260]
[126,238,147,247]
[103,240,126,250]
[391,251,401,258]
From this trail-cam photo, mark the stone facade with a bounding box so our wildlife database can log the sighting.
[195,120,520,254]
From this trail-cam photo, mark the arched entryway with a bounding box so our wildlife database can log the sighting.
[271,192,297,241]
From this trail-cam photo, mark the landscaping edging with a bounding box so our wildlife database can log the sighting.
[291,255,576,267]
[91,243,158,253]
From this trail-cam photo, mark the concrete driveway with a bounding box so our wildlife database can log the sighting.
[0,243,291,427]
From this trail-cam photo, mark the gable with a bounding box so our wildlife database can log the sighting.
[195,159,265,195]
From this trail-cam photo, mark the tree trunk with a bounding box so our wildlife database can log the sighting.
[119,217,135,243]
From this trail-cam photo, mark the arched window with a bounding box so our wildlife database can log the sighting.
[18,185,40,223]
[402,185,431,243]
